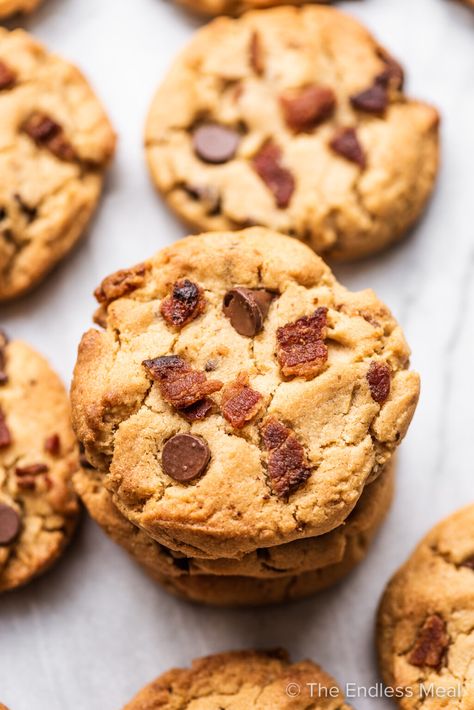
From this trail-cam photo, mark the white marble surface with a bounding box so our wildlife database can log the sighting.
[1,0,473,707]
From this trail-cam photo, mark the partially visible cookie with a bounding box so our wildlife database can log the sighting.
[0,29,116,301]
[0,333,80,592]
[145,6,439,261]
[377,505,474,708]
[0,0,40,19]
[72,228,419,559]
[175,0,332,17]
[124,649,352,709]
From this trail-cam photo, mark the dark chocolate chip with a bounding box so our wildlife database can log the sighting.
[223,288,275,337]
[192,124,240,164]
[0,207,6,221]
[350,83,388,114]
[0,504,21,546]
[329,127,366,169]
[162,433,210,482]
[44,434,61,456]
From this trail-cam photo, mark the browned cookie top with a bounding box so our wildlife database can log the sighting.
[72,228,418,559]
[146,6,439,262]
[0,334,79,592]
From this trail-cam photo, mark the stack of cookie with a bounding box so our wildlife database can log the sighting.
[71,228,419,606]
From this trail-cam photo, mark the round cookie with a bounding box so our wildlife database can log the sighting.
[175,0,333,17]
[0,0,40,19]
[145,6,439,262]
[0,29,116,302]
[125,649,352,709]
[71,228,418,559]
[0,333,80,592]
[74,457,394,582]
[377,504,474,708]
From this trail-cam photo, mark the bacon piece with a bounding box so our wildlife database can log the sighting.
[280,85,336,132]
[261,418,311,499]
[221,373,262,429]
[276,307,328,378]
[252,141,295,209]
[142,355,222,410]
[160,280,206,329]
[408,615,450,669]
[94,263,150,306]
[367,361,391,403]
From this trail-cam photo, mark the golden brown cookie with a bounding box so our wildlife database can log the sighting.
[0,29,116,302]
[377,504,474,708]
[0,333,80,592]
[124,649,352,709]
[145,6,439,262]
[175,0,333,17]
[0,0,40,19]
[71,228,418,559]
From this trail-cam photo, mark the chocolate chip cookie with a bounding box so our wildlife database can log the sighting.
[377,505,474,708]
[72,228,418,560]
[145,6,439,261]
[0,29,116,302]
[124,649,352,708]
[0,0,40,18]
[0,333,80,592]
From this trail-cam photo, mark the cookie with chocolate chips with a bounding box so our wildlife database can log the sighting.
[0,29,115,302]
[72,228,419,560]
[145,6,439,261]
[0,334,80,592]
[378,504,474,709]
[0,0,40,19]
[124,650,352,709]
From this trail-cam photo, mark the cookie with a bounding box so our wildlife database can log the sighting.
[74,457,393,584]
[0,29,116,302]
[377,504,474,708]
[145,6,439,262]
[0,333,80,592]
[71,228,417,560]
[175,0,332,17]
[0,0,40,19]
[125,649,352,709]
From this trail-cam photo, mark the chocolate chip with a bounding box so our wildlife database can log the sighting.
[350,83,388,114]
[162,434,210,482]
[376,49,404,91]
[0,329,8,386]
[0,407,11,448]
[249,31,265,75]
[0,504,21,546]
[0,60,16,90]
[22,112,76,162]
[14,193,37,223]
[192,124,240,164]
[44,434,61,456]
[280,85,336,132]
[252,141,295,209]
[329,127,366,169]
[367,361,391,403]
[0,207,6,221]
[223,287,275,337]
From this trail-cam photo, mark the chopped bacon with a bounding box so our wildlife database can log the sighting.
[276,307,328,378]
[221,373,262,429]
[142,355,222,410]
[261,418,311,499]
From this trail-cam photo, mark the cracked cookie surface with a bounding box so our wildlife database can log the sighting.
[0,0,40,18]
[0,28,115,301]
[124,649,352,709]
[377,504,474,709]
[0,335,80,592]
[145,6,439,262]
[71,228,418,559]
[74,457,393,584]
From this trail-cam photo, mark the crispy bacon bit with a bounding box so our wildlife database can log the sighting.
[408,614,450,669]
[280,85,336,133]
[0,60,16,90]
[221,373,262,429]
[367,361,391,403]
[45,434,61,456]
[142,355,222,410]
[16,463,49,476]
[252,141,295,209]
[261,418,311,499]
[94,263,150,306]
[160,280,206,329]
[0,407,11,448]
[350,83,388,114]
[249,31,265,75]
[0,329,8,385]
[276,307,328,379]
[329,127,366,168]
[179,398,214,422]
[23,112,76,161]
